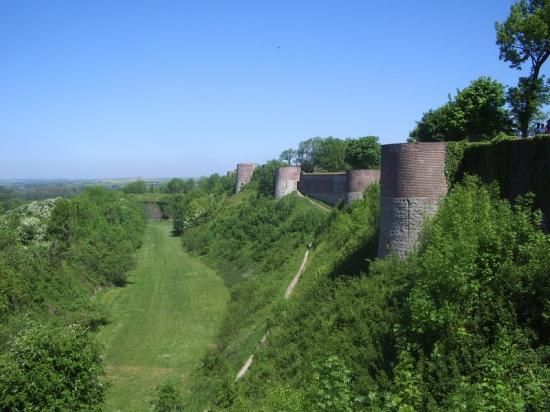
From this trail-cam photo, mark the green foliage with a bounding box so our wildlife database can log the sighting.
[344,136,381,169]
[227,178,550,411]
[409,77,513,141]
[314,137,349,171]
[250,159,286,196]
[506,76,550,136]
[151,379,186,412]
[279,148,297,165]
[122,179,147,194]
[496,0,550,136]
[310,356,353,412]
[0,323,106,411]
[165,178,187,194]
[496,0,550,72]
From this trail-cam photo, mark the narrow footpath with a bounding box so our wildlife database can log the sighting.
[98,220,228,412]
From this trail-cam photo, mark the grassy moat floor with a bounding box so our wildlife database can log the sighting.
[97,220,228,411]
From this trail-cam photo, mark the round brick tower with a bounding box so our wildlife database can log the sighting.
[235,163,257,193]
[345,169,380,204]
[274,166,301,198]
[377,142,447,258]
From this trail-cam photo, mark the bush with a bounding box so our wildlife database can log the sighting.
[151,379,186,412]
[0,323,106,411]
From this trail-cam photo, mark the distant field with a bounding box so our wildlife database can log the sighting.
[97,221,228,411]
[129,193,172,202]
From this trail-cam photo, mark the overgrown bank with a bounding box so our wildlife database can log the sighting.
[170,147,550,410]
[0,188,146,410]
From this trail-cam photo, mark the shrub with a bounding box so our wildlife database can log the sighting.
[0,323,106,411]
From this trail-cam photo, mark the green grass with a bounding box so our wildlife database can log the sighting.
[97,220,228,411]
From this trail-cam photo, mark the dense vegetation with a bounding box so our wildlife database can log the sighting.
[216,177,550,411]
[0,188,146,410]
[160,146,550,411]
[279,136,381,172]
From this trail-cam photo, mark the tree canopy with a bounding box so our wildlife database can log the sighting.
[496,0,550,136]
[409,77,513,142]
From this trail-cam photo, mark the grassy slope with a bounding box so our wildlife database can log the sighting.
[97,220,228,411]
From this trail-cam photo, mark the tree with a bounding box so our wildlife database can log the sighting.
[409,77,513,141]
[314,137,348,171]
[0,324,106,411]
[344,136,381,169]
[496,0,550,136]
[279,148,297,165]
[166,178,186,194]
[296,137,323,172]
[122,179,147,194]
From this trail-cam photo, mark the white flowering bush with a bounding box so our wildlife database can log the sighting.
[3,198,59,244]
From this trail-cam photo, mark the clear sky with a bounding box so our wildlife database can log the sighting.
[0,0,545,179]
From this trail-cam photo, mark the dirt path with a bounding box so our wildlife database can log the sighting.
[235,248,310,381]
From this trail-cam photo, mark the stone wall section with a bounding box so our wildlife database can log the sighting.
[235,163,257,193]
[345,169,380,203]
[274,166,301,198]
[378,142,447,258]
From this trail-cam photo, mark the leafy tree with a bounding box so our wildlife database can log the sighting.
[166,178,186,194]
[496,0,550,136]
[0,324,106,411]
[409,77,513,141]
[344,136,381,169]
[315,137,348,171]
[122,179,147,194]
[279,148,297,165]
[296,137,323,172]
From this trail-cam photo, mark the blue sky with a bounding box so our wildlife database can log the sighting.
[0,0,544,178]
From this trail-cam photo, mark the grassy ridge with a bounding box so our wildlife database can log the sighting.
[98,221,228,411]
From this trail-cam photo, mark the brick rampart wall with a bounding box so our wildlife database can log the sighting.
[274,166,301,198]
[378,142,447,258]
[298,173,347,205]
[235,163,257,193]
[345,169,380,203]
[456,138,550,231]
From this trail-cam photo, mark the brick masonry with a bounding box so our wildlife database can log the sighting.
[235,163,257,193]
[274,166,301,198]
[298,172,347,205]
[346,169,380,203]
[378,142,447,258]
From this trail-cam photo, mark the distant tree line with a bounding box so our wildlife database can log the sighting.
[278,135,381,172]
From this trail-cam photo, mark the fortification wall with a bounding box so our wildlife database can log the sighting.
[298,172,347,205]
[378,142,447,258]
[274,166,301,198]
[456,137,550,231]
[235,163,257,193]
[345,169,380,203]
